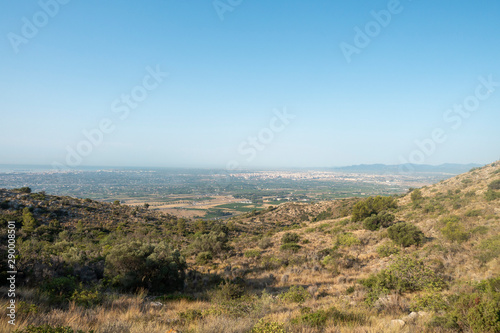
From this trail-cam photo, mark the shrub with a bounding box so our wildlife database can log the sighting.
[13,325,89,333]
[70,289,102,308]
[196,251,213,264]
[465,209,483,217]
[360,255,444,304]
[477,234,500,263]
[411,189,424,205]
[40,276,78,304]
[448,292,500,333]
[441,220,469,243]
[336,232,361,247]
[351,196,397,222]
[280,243,301,253]
[488,179,500,190]
[292,309,328,327]
[258,237,272,249]
[189,226,230,257]
[410,291,448,311]
[376,242,400,257]
[485,189,500,201]
[281,232,300,244]
[251,320,286,333]
[279,285,310,303]
[362,211,395,231]
[244,249,261,258]
[105,241,186,293]
[387,222,425,247]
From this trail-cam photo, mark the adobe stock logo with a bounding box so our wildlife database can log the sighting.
[339,0,404,64]
[7,0,71,54]
[226,108,296,171]
[399,75,498,173]
[51,65,168,171]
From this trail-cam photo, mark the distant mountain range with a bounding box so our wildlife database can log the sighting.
[327,163,483,174]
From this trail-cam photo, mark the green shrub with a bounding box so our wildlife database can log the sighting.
[387,222,425,247]
[70,289,102,308]
[40,276,78,304]
[410,291,448,311]
[465,209,483,217]
[360,255,444,304]
[13,325,89,333]
[280,243,301,252]
[189,225,230,257]
[362,211,395,231]
[281,232,300,244]
[336,232,361,247]
[477,234,500,263]
[485,189,500,201]
[376,242,400,257]
[351,196,397,222]
[105,241,186,293]
[196,251,213,264]
[488,179,500,190]
[441,220,469,243]
[244,249,261,258]
[179,309,203,322]
[279,285,310,303]
[251,319,286,333]
[411,189,424,205]
[292,309,328,327]
[448,292,500,333]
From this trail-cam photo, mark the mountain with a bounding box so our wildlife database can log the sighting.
[328,163,483,174]
[1,161,499,332]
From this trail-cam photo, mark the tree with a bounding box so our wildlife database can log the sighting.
[22,207,37,233]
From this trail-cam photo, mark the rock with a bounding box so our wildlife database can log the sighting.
[150,301,163,307]
[403,311,418,322]
[281,274,289,284]
[390,319,406,327]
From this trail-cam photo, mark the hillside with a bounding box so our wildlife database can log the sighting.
[0,162,499,333]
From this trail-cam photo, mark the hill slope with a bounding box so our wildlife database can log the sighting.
[0,161,499,332]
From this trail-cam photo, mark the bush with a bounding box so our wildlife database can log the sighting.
[465,209,483,217]
[488,179,500,190]
[258,237,272,249]
[376,242,400,257]
[448,292,500,333]
[70,289,102,308]
[189,226,230,257]
[196,251,213,264]
[441,220,469,243]
[477,234,500,263]
[40,276,78,304]
[485,189,500,201]
[14,326,89,333]
[292,309,329,327]
[244,249,261,258]
[410,292,448,311]
[411,189,424,204]
[105,241,186,293]
[281,232,300,244]
[336,232,361,247]
[362,211,395,231]
[280,243,301,253]
[351,196,397,222]
[279,285,310,303]
[251,320,286,333]
[387,222,425,247]
[360,255,444,304]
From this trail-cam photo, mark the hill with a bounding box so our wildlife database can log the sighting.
[0,162,499,332]
[328,163,482,174]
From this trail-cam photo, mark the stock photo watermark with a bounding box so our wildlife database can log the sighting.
[399,75,498,173]
[7,0,71,54]
[339,0,405,64]
[226,107,296,171]
[51,65,168,170]
[6,221,17,325]
[213,0,243,21]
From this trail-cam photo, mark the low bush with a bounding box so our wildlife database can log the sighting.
[387,222,425,247]
[376,242,400,257]
[362,211,395,231]
[279,285,310,303]
[251,320,286,333]
[281,232,300,244]
[351,196,397,222]
[280,243,301,252]
[336,232,361,247]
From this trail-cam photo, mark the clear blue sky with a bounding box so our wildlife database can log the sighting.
[1,0,499,169]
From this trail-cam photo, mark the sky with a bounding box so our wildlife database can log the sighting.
[0,0,499,169]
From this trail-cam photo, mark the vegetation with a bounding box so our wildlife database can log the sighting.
[1,161,499,332]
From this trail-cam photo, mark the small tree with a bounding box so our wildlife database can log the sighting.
[22,207,37,233]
